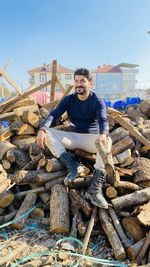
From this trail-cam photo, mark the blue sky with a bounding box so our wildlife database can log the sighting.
[0,0,150,89]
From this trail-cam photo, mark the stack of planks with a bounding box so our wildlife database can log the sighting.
[0,96,150,266]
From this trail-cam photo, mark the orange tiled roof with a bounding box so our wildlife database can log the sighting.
[28,64,73,74]
[93,65,114,73]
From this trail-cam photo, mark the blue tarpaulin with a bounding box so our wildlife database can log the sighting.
[0,97,10,128]
[104,96,142,111]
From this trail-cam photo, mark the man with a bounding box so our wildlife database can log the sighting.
[37,68,112,209]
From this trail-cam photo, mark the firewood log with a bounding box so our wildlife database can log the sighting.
[45,177,65,190]
[39,192,50,204]
[110,127,129,144]
[136,230,150,265]
[0,129,14,141]
[6,149,31,168]
[0,190,15,208]
[11,135,36,151]
[125,105,146,121]
[0,243,28,265]
[114,180,142,191]
[15,187,45,199]
[127,238,146,261]
[132,157,150,183]
[112,136,135,156]
[121,217,146,242]
[29,141,42,156]
[12,192,37,229]
[36,170,67,185]
[30,207,45,219]
[13,104,39,117]
[23,154,43,170]
[0,210,17,224]
[69,189,92,218]
[45,158,65,172]
[98,208,126,260]
[2,160,11,170]
[137,201,150,226]
[0,140,16,160]
[50,184,70,233]
[39,107,49,118]
[9,170,45,184]
[106,186,118,199]
[82,207,97,254]
[108,206,131,249]
[111,188,150,211]
[139,99,150,117]
[22,110,40,128]
[75,148,96,162]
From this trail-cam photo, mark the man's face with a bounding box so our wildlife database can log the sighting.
[74,75,92,95]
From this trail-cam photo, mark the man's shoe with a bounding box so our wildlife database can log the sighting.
[60,152,78,186]
[85,169,108,209]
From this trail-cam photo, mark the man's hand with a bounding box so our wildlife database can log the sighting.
[95,133,107,147]
[37,130,48,149]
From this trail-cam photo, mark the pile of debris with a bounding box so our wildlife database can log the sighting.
[0,95,150,266]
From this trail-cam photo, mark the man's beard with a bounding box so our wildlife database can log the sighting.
[75,86,86,95]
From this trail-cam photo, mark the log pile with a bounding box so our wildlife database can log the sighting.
[0,97,150,266]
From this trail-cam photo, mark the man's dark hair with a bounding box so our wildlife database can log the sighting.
[74,68,93,81]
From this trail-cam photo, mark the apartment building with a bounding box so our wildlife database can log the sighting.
[92,63,139,100]
[28,63,74,93]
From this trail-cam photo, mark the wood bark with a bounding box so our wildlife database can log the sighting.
[15,187,45,199]
[69,189,92,218]
[50,184,70,233]
[12,192,37,229]
[29,141,42,156]
[114,180,142,191]
[139,99,150,116]
[132,157,150,183]
[98,208,126,260]
[108,206,131,249]
[6,149,31,168]
[127,238,146,261]
[121,217,146,242]
[0,140,16,160]
[136,231,150,265]
[110,127,129,144]
[111,188,150,211]
[114,115,150,146]
[0,190,15,208]
[112,136,135,156]
[9,170,45,184]
[45,177,65,190]
[82,207,97,254]
[75,148,96,162]
[11,135,36,151]
[36,170,67,185]
[39,192,50,204]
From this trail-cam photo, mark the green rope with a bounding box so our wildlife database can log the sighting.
[0,204,38,230]
[10,249,128,267]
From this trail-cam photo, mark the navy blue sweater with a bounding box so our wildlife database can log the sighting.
[40,92,109,135]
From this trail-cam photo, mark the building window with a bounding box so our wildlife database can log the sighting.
[40,73,47,83]
[123,73,129,80]
[124,84,129,90]
[65,74,72,80]
[112,84,117,89]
